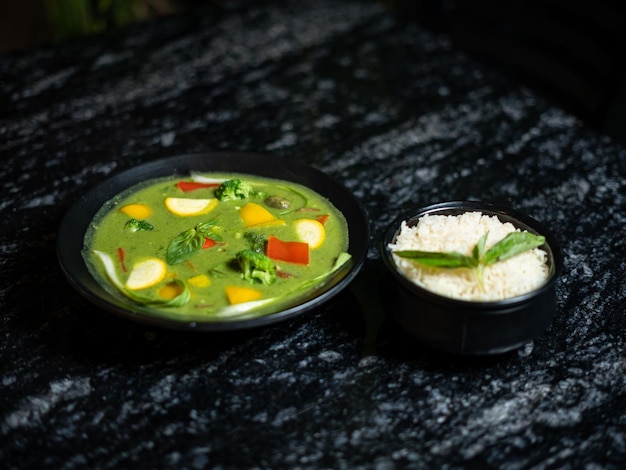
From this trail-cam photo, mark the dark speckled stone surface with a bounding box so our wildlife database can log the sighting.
[2,0,626,468]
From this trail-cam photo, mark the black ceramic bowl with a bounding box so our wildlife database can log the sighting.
[380,201,562,355]
[57,152,369,331]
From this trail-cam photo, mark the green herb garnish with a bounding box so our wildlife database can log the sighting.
[166,220,223,265]
[394,232,545,289]
[124,218,154,232]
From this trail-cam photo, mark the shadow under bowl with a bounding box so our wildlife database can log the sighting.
[380,201,563,356]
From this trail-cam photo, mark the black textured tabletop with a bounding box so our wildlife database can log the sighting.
[2,0,626,468]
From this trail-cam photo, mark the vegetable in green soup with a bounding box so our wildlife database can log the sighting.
[83,173,351,322]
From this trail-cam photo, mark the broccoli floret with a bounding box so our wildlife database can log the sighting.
[215,179,253,201]
[244,232,266,253]
[124,218,154,232]
[235,249,276,285]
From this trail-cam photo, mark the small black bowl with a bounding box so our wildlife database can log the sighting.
[380,201,563,356]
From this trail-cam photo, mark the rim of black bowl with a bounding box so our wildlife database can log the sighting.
[381,200,563,308]
[57,152,370,331]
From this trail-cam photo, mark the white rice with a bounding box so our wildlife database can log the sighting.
[388,211,549,301]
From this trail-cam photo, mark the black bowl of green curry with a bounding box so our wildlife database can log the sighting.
[57,152,369,331]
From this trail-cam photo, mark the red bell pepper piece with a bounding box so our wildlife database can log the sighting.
[266,235,309,265]
[117,247,127,272]
[316,214,329,225]
[176,181,220,192]
[202,238,217,249]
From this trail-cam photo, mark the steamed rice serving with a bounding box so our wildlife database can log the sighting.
[388,211,549,301]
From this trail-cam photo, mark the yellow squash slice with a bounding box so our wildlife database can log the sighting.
[125,258,167,290]
[165,197,218,216]
[294,219,326,249]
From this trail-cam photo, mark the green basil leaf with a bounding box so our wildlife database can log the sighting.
[166,228,204,265]
[394,250,477,269]
[473,233,488,262]
[483,232,545,265]
[195,220,215,230]
[196,220,223,242]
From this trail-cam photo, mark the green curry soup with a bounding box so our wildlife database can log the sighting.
[83,173,350,321]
